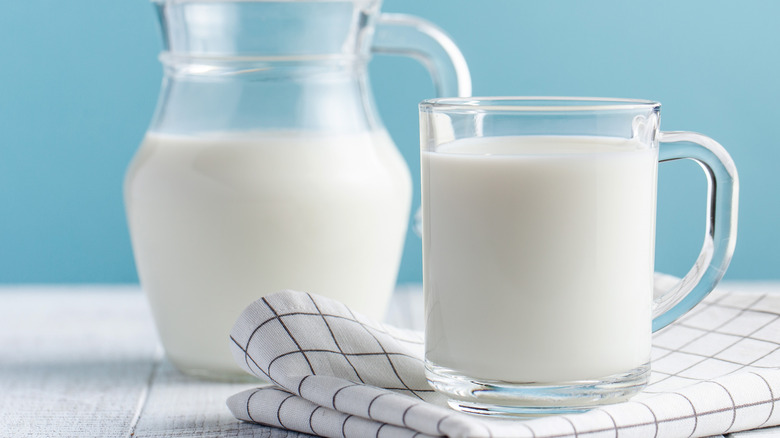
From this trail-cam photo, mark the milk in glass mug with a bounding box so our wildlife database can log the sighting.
[419,97,738,416]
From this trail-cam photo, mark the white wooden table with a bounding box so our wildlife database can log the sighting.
[0,283,778,438]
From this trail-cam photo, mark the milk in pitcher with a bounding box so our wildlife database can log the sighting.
[125,131,411,377]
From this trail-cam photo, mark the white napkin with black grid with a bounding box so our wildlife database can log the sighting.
[227,288,780,438]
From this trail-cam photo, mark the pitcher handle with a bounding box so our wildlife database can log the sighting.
[372,13,472,98]
[652,131,739,332]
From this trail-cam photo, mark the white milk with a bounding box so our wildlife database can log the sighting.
[423,136,657,383]
[125,131,411,377]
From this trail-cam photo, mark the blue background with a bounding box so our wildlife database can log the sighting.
[0,0,777,284]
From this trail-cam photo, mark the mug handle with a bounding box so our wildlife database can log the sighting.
[652,131,739,332]
[371,13,472,98]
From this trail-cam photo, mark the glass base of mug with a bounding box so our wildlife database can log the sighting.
[425,361,650,418]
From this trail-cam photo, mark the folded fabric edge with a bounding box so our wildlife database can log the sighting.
[227,386,442,438]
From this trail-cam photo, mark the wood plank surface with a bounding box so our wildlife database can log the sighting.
[0,286,159,438]
[0,284,778,438]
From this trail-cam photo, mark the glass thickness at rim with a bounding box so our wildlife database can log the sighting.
[420,96,661,113]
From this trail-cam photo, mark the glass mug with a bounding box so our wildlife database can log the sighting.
[419,97,738,416]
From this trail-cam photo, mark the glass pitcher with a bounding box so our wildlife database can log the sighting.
[125,0,470,379]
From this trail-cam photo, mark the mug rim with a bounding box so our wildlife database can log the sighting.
[420,96,661,112]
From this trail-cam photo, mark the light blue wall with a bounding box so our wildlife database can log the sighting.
[0,0,777,283]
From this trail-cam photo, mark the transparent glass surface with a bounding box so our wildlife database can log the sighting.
[124,0,470,380]
[419,97,738,416]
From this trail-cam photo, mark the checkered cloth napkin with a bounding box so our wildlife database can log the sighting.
[227,287,780,438]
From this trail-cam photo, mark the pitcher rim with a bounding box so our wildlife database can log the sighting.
[151,0,375,3]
